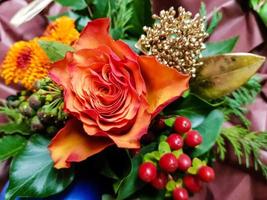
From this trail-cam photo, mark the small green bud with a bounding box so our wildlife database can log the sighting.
[35,77,52,90]
[46,126,58,136]
[45,94,54,102]
[29,94,45,110]
[18,96,26,102]
[6,95,18,102]
[37,105,58,124]
[31,116,44,131]
[19,102,35,117]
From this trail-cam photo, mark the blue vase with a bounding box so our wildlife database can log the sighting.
[0,177,101,200]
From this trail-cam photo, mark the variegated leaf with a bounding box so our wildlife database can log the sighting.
[190,53,265,100]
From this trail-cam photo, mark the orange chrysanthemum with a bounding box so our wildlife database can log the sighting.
[42,16,79,45]
[0,40,50,90]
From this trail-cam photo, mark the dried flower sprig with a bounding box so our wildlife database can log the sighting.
[139,7,208,76]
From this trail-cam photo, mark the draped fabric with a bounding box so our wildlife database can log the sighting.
[0,0,266,199]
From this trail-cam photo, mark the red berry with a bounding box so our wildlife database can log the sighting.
[198,166,215,182]
[138,162,157,182]
[177,154,192,171]
[151,172,168,190]
[183,175,202,193]
[167,134,183,150]
[184,130,202,147]
[155,118,166,130]
[174,116,191,134]
[173,187,189,200]
[159,153,178,172]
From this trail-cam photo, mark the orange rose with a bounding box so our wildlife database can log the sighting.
[48,18,190,169]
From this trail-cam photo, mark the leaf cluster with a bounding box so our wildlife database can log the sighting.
[220,76,261,127]
[216,126,267,178]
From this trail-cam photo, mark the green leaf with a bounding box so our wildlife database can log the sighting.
[206,10,223,34]
[202,37,239,57]
[0,135,26,161]
[250,0,267,27]
[38,40,74,62]
[0,122,31,135]
[164,117,176,128]
[166,180,176,192]
[6,135,74,200]
[90,0,114,18]
[187,158,206,175]
[115,143,157,200]
[54,0,87,10]
[191,53,265,100]
[164,95,213,128]
[158,141,171,155]
[192,110,224,157]
[126,0,153,37]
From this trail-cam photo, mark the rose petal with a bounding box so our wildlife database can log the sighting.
[74,18,112,50]
[74,18,137,60]
[49,52,72,88]
[108,98,151,148]
[49,119,113,169]
[138,56,190,117]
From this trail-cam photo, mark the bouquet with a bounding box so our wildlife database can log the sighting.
[0,0,266,200]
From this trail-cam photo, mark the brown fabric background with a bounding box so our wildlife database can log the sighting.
[0,0,266,199]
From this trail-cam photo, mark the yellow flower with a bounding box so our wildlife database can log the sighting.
[0,40,50,90]
[42,16,79,45]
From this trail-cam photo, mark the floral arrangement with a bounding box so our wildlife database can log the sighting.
[0,1,266,200]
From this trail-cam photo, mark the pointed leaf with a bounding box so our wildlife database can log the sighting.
[202,37,239,57]
[0,122,31,135]
[191,53,265,100]
[38,40,74,62]
[0,135,26,161]
[6,135,74,200]
[192,110,224,157]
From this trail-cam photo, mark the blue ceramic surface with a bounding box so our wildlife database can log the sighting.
[0,178,101,200]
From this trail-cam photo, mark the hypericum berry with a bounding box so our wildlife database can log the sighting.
[138,162,157,182]
[167,134,183,150]
[155,118,166,131]
[183,175,202,193]
[151,172,168,190]
[173,116,191,134]
[198,166,215,182]
[177,154,191,171]
[184,130,202,147]
[159,153,178,172]
[173,187,189,200]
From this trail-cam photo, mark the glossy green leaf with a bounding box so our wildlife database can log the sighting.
[0,135,26,161]
[206,10,223,34]
[158,141,171,155]
[164,95,213,128]
[192,110,224,157]
[115,143,157,200]
[126,0,153,37]
[6,135,74,200]
[0,122,31,135]
[191,53,265,100]
[54,0,87,10]
[250,0,267,27]
[202,37,239,57]
[38,40,74,62]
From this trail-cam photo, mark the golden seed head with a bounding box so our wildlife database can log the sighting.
[140,7,208,76]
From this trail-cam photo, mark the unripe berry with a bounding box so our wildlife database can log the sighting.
[173,116,191,134]
[159,153,178,173]
[198,166,215,182]
[138,162,157,182]
[167,134,183,150]
[184,130,202,147]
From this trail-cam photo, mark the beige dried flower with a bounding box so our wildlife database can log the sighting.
[139,7,208,76]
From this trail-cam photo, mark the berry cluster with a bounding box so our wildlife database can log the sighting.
[4,78,67,136]
[138,116,215,200]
